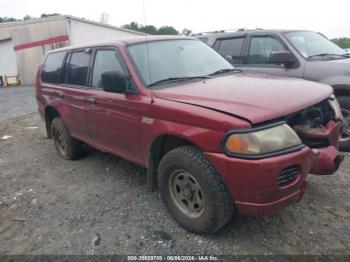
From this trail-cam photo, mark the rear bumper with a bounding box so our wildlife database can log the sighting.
[204,147,314,216]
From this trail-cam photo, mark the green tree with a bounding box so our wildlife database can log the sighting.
[158,26,178,35]
[123,22,141,31]
[181,28,192,36]
[23,15,33,21]
[142,25,158,35]
[332,38,350,49]
[0,17,18,23]
[122,22,182,35]
[0,14,61,24]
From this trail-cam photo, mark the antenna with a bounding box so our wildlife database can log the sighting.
[142,0,152,88]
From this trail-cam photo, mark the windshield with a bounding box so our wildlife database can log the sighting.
[127,39,234,87]
[284,31,346,59]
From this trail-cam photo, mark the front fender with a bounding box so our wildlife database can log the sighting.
[141,118,226,166]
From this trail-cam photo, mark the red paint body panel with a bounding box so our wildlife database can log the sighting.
[153,73,333,124]
[35,37,343,217]
[236,183,307,216]
[205,147,314,211]
[311,146,342,175]
[41,84,90,142]
[84,90,149,165]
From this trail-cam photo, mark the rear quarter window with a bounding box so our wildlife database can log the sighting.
[41,52,66,83]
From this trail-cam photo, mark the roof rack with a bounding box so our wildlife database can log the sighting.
[192,28,263,36]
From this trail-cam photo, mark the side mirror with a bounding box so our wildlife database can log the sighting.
[101,71,127,93]
[269,51,296,68]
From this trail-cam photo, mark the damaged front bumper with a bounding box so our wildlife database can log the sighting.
[293,121,344,175]
[310,146,344,175]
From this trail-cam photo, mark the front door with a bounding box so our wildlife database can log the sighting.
[85,48,147,165]
[239,34,304,78]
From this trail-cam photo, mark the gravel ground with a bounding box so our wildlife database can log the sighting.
[0,86,36,122]
[0,88,349,256]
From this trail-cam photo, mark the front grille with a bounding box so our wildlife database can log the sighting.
[277,166,300,186]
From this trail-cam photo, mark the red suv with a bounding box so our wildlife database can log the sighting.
[36,36,344,234]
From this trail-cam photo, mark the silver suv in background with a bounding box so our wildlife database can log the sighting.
[195,29,350,151]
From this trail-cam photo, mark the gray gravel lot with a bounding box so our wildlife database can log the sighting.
[0,86,36,122]
[0,87,349,256]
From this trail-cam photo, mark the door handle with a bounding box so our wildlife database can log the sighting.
[58,92,64,99]
[87,98,96,105]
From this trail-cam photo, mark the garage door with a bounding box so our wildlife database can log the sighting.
[0,38,17,76]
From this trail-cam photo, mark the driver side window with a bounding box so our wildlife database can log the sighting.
[91,49,125,88]
[247,36,286,65]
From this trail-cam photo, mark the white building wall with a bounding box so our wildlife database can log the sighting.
[0,16,143,84]
[69,19,143,45]
[0,17,69,84]
[0,39,17,77]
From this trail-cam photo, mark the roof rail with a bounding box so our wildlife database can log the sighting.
[192,28,264,36]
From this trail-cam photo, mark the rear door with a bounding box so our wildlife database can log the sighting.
[212,36,247,66]
[85,48,146,165]
[58,49,92,142]
[240,33,304,77]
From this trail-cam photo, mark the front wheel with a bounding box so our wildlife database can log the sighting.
[157,146,235,234]
[337,97,350,152]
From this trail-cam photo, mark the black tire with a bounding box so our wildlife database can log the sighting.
[337,96,350,152]
[51,117,83,160]
[157,145,234,234]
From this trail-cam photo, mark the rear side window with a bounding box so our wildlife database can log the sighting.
[91,49,125,88]
[66,51,91,86]
[214,37,245,64]
[41,52,66,83]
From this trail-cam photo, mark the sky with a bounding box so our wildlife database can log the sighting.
[1,0,350,38]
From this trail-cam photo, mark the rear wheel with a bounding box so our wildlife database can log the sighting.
[157,145,234,234]
[51,117,83,160]
[337,97,350,152]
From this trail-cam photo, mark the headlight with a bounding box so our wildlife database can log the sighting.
[224,123,302,157]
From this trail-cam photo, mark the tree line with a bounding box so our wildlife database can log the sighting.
[122,22,192,36]
[0,14,60,23]
[332,38,350,49]
[0,16,192,36]
[1,16,349,44]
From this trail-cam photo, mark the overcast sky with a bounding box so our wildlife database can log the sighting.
[1,0,350,38]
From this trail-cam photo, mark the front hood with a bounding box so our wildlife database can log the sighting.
[153,73,333,124]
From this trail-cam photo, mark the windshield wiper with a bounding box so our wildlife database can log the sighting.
[308,53,347,59]
[207,68,241,76]
[148,76,211,87]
